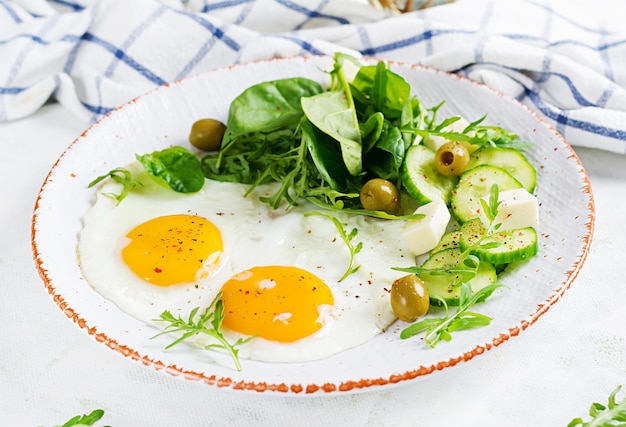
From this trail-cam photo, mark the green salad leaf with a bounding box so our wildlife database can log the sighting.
[88,168,142,205]
[218,77,323,160]
[350,60,411,120]
[305,211,363,281]
[395,184,505,346]
[201,52,435,213]
[568,385,626,427]
[399,282,501,347]
[153,292,253,371]
[51,409,108,427]
[90,53,528,215]
[136,146,205,193]
[301,88,362,176]
[301,118,350,190]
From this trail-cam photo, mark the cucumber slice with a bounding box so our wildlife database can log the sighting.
[451,164,523,224]
[459,218,539,264]
[468,147,537,193]
[430,230,461,254]
[418,247,497,306]
[401,144,458,205]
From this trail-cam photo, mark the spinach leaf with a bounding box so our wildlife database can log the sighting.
[301,118,350,191]
[301,89,362,176]
[220,77,323,154]
[137,146,205,193]
[350,62,411,120]
[361,111,384,154]
[364,121,405,181]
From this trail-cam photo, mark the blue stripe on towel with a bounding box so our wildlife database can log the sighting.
[0,33,79,46]
[5,15,61,87]
[0,1,23,24]
[533,70,602,108]
[64,2,101,77]
[47,0,85,12]
[356,25,373,55]
[473,0,494,63]
[81,32,167,86]
[361,29,464,56]
[0,86,24,95]
[176,36,222,80]
[82,100,113,118]
[292,0,331,30]
[200,0,251,13]
[103,6,167,78]
[525,0,620,36]
[272,34,328,56]
[276,0,350,25]
[173,10,242,52]
[526,88,626,142]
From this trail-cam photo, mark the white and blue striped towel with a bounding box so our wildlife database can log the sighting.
[1,0,626,154]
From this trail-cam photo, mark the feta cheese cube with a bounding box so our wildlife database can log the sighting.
[403,199,451,256]
[480,188,539,231]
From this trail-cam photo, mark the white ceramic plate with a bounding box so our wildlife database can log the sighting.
[32,55,594,394]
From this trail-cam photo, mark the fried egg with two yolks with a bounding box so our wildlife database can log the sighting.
[78,165,415,363]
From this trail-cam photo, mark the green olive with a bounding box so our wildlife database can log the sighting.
[359,178,401,215]
[390,274,429,322]
[188,118,226,152]
[434,141,470,177]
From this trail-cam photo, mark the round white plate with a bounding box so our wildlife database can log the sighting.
[32,55,594,394]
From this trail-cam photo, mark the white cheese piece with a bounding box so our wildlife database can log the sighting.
[423,117,470,152]
[480,188,539,231]
[403,199,451,256]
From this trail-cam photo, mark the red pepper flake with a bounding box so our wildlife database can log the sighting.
[154,267,162,273]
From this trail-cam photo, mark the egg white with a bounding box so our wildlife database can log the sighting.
[78,163,415,363]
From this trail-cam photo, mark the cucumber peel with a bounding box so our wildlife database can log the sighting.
[417,248,497,306]
[460,218,539,264]
[451,165,523,224]
[468,146,536,193]
[401,144,458,205]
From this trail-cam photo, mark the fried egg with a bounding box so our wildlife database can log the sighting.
[78,164,415,363]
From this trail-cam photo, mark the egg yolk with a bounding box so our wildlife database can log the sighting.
[121,214,223,286]
[220,266,334,343]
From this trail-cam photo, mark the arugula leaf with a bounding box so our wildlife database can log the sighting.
[408,102,532,150]
[305,211,362,281]
[136,146,205,193]
[400,282,501,347]
[395,185,505,346]
[88,168,142,205]
[152,292,252,371]
[305,195,424,220]
[396,253,481,292]
[57,409,108,427]
[568,385,626,427]
[400,95,426,148]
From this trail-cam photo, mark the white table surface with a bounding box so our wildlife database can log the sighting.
[1,102,625,426]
